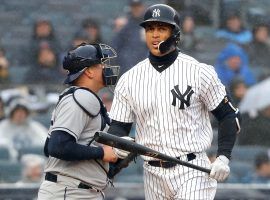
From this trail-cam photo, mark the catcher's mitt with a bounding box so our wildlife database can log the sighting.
[108,152,137,179]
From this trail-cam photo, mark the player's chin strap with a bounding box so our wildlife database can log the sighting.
[158,30,180,54]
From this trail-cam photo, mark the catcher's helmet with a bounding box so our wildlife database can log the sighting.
[140,4,181,54]
[63,43,119,86]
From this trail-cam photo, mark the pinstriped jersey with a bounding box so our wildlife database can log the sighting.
[110,52,226,160]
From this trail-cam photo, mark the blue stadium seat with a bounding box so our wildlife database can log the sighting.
[32,112,51,128]
[8,66,29,84]
[0,146,10,161]
[207,145,268,163]
[228,160,254,183]
[231,145,268,163]
[18,146,45,160]
[0,161,22,183]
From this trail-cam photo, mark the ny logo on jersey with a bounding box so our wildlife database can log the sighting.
[171,85,194,109]
[152,9,160,17]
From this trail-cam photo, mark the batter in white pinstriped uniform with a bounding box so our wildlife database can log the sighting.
[108,4,241,200]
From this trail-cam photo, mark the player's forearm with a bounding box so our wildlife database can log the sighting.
[217,117,238,159]
[48,130,104,161]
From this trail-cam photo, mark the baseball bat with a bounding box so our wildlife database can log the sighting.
[94,132,211,174]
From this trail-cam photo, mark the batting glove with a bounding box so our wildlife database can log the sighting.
[113,136,134,159]
[210,155,230,182]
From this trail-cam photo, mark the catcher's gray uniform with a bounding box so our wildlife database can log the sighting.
[38,87,110,200]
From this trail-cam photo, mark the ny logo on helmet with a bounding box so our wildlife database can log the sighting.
[152,9,160,17]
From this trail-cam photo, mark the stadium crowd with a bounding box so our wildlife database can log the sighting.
[0,0,270,189]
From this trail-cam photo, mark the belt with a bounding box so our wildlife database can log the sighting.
[147,153,196,168]
[45,172,101,193]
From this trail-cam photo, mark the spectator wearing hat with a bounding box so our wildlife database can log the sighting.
[242,152,270,183]
[0,98,48,153]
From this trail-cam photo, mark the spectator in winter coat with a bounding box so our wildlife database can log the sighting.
[215,43,256,87]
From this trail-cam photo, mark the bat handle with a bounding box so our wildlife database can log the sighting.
[200,167,211,174]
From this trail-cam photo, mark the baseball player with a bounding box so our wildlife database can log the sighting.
[37,43,125,200]
[107,4,241,200]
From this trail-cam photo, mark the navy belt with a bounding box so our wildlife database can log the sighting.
[45,172,101,192]
[148,153,196,168]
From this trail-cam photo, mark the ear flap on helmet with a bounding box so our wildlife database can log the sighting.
[158,29,180,54]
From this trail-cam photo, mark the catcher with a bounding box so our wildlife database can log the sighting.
[37,43,130,200]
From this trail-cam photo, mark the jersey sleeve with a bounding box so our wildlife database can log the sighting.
[109,75,135,123]
[50,97,89,141]
[199,64,226,111]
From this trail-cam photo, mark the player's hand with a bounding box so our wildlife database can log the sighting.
[102,145,118,163]
[113,136,134,159]
[210,155,230,182]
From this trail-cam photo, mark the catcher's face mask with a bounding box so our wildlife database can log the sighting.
[98,44,120,87]
[63,43,120,86]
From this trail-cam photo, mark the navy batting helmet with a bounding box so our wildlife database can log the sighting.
[140,4,181,54]
[63,43,119,86]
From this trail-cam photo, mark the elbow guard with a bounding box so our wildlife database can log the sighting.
[211,96,241,133]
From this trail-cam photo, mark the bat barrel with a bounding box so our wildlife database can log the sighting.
[156,152,211,174]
